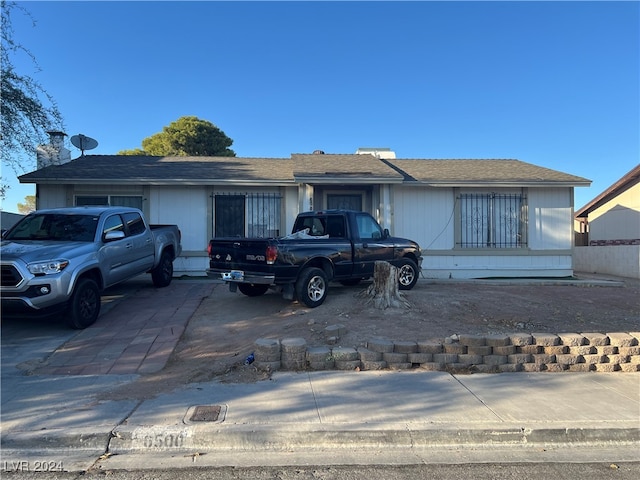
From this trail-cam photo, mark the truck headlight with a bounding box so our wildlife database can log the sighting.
[27,259,70,275]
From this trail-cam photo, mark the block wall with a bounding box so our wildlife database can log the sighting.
[251,331,640,374]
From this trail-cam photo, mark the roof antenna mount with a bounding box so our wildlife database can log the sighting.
[70,134,98,156]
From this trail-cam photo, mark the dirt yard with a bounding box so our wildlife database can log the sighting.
[102,273,639,401]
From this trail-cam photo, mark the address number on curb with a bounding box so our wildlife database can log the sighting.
[132,427,190,449]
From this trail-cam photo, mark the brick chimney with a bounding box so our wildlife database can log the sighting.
[36,131,71,169]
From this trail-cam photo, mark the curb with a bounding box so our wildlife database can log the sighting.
[3,425,638,460]
[1,428,113,452]
[105,424,640,454]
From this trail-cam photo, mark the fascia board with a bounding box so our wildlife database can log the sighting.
[413,181,592,188]
[294,176,404,184]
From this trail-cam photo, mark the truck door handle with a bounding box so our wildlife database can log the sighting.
[363,243,369,248]
[125,243,133,249]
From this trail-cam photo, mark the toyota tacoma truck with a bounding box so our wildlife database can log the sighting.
[1,206,181,329]
[207,209,422,307]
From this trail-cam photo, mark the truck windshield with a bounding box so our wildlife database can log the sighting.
[4,214,99,242]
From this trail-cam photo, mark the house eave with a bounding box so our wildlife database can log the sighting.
[22,178,591,188]
[412,181,592,188]
[294,176,404,185]
[20,178,296,186]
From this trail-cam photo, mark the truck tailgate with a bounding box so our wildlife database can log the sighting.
[208,238,272,269]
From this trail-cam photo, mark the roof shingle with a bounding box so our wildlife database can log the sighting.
[388,159,590,185]
[19,154,590,187]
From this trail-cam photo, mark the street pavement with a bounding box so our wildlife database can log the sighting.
[1,276,639,473]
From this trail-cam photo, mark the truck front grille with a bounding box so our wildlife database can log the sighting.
[1,265,23,287]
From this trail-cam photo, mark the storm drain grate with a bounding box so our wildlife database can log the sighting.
[184,404,227,424]
[191,405,221,422]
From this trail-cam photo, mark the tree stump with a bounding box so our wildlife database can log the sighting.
[358,261,411,310]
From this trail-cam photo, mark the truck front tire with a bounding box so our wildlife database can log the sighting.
[67,278,101,329]
[296,267,328,308]
[151,251,174,287]
[398,258,419,290]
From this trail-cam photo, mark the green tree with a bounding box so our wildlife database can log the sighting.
[17,194,35,214]
[1,1,64,198]
[119,116,236,157]
[118,147,146,156]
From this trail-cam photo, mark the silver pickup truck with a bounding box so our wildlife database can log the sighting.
[0,206,181,328]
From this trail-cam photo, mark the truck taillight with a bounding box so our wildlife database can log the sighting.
[266,245,278,264]
[207,243,212,256]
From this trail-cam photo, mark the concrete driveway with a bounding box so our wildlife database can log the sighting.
[1,276,215,376]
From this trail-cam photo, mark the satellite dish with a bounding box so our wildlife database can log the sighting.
[70,134,98,156]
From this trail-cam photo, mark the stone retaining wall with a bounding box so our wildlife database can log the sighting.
[252,330,640,373]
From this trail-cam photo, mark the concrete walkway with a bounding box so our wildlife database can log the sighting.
[1,370,638,471]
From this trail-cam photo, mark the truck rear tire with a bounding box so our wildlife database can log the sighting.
[238,283,269,297]
[397,258,419,290]
[151,251,174,287]
[296,267,328,308]
[67,278,101,329]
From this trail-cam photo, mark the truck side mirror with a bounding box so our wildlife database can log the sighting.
[104,230,125,242]
[383,228,390,239]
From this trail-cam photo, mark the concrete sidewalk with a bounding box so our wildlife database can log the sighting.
[2,274,639,472]
[1,369,639,471]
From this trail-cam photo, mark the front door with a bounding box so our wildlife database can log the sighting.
[215,195,245,237]
[327,194,362,211]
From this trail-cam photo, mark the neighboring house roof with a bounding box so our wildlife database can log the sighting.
[19,154,591,188]
[575,163,640,218]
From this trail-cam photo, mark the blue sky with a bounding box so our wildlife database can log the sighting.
[1,0,638,213]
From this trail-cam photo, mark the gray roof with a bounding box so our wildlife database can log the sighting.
[292,153,405,184]
[20,155,294,185]
[19,154,591,187]
[388,159,591,186]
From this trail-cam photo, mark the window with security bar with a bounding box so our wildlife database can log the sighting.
[214,193,282,238]
[459,193,527,248]
[247,193,281,238]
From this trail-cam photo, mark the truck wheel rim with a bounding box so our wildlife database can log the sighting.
[399,266,414,285]
[80,290,97,318]
[308,276,326,301]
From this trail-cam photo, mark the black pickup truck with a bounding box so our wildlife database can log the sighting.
[207,209,422,307]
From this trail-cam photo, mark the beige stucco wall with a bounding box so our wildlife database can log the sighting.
[588,182,640,242]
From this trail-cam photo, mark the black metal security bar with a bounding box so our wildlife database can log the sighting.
[247,192,282,238]
[459,193,526,248]
[213,192,282,238]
